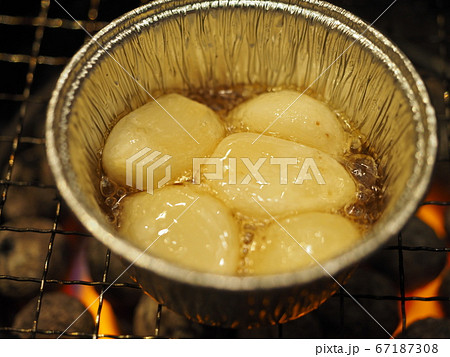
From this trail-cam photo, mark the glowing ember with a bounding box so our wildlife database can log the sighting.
[394,180,449,337]
[417,204,447,238]
[405,276,444,323]
[416,182,450,238]
[63,241,120,338]
[393,275,445,337]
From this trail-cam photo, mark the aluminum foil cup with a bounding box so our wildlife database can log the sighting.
[46,0,437,328]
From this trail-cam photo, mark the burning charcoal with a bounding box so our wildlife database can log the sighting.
[10,145,54,186]
[13,292,95,338]
[133,295,207,338]
[366,217,447,291]
[2,185,57,221]
[2,146,56,221]
[236,312,323,338]
[0,218,69,300]
[445,207,450,241]
[86,237,143,313]
[397,318,450,338]
[438,269,450,318]
[316,267,399,338]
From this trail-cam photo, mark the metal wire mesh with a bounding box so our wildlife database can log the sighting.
[0,0,449,339]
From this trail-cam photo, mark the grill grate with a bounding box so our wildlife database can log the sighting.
[0,0,449,339]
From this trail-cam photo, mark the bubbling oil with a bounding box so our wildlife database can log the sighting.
[189,84,384,226]
[98,85,384,275]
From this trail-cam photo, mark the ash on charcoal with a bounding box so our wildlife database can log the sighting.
[9,145,54,186]
[236,311,323,338]
[13,292,94,338]
[132,295,234,338]
[1,146,56,221]
[315,267,399,338]
[0,217,69,300]
[366,217,446,291]
[438,269,450,318]
[397,318,450,338]
[133,295,208,338]
[2,186,57,221]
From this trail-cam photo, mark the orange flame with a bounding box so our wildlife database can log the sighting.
[417,204,447,238]
[404,275,444,323]
[416,181,450,238]
[393,274,445,336]
[73,282,120,338]
[394,180,449,336]
[63,242,120,338]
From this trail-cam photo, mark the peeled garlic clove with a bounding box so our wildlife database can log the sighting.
[118,185,240,275]
[202,133,356,219]
[228,90,347,155]
[248,212,360,274]
[102,93,225,191]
